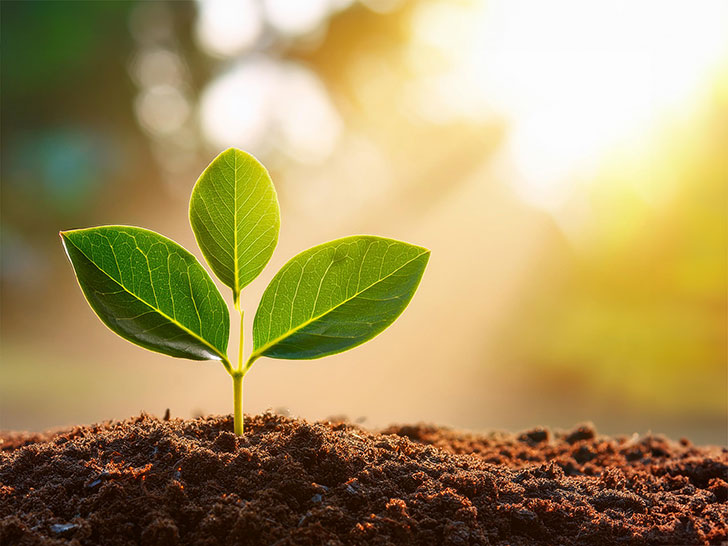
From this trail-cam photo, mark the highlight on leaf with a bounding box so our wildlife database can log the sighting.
[61,147,429,435]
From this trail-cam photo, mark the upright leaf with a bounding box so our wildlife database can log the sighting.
[61,226,229,361]
[252,236,430,360]
[189,148,280,307]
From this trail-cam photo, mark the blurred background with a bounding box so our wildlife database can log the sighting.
[1,0,726,444]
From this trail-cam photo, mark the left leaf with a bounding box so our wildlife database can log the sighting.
[60,226,229,361]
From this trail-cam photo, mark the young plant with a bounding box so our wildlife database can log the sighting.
[61,148,430,435]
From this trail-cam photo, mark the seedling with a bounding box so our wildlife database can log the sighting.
[61,148,430,435]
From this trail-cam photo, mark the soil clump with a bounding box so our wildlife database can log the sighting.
[1,413,726,545]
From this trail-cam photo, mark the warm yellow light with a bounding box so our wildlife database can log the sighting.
[408,0,728,210]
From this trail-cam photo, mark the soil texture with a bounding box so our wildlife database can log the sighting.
[1,413,726,545]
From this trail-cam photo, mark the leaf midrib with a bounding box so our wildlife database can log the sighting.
[252,249,429,359]
[232,151,240,298]
[64,235,228,362]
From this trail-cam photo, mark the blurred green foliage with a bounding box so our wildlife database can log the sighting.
[2,1,131,100]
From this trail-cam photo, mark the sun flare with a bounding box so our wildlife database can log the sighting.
[409,0,728,209]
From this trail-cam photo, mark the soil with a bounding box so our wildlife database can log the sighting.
[1,413,726,545]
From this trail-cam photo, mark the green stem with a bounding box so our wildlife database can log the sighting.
[244,353,260,373]
[232,371,243,435]
[232,308,245,435]
[221,357,234,376]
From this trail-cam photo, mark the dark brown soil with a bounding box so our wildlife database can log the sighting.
[1,413,726,545]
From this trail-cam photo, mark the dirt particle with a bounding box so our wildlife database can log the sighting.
[212,431,237,453]
[519,428,550,444]
[49,523,77,536]
[385,498,409,518]
[573,445,596,464]
[141,517,179,546]
[565,424,596,444]
[708,478,728,502]
[590,489,648,513]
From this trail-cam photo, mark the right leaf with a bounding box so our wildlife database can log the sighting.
[251,236,430,360]
[189,148,280,307]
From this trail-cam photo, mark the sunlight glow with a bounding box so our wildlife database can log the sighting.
[360,0,402,14]
[199,58,342,162]
[195,0,262,57]
[262,0,331,36]
[408,0,728,210]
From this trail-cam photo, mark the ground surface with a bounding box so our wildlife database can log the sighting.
[1,413,726,545]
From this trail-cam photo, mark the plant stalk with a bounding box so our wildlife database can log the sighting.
[232,371,244,435]
[232,308,245,435]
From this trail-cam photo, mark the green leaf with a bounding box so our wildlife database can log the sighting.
[189,148,280,307]
[60,226,230,361]
[251,235,430,361]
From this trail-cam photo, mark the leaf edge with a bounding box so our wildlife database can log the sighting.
[60,225,231,363]
[249,235,430,363]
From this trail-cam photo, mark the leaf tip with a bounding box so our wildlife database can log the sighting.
[59,230,73,262]
[59,230,74,245]
[413,244,431,260]
[220,147,244,161]
[59,228,82,239]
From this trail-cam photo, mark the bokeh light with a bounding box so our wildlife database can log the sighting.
[195,0,262,57]
[262,0,331,36]
[200,58,342,162]
[135,85,191,135]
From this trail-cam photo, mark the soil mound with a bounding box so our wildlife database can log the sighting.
[1,413,726,545]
